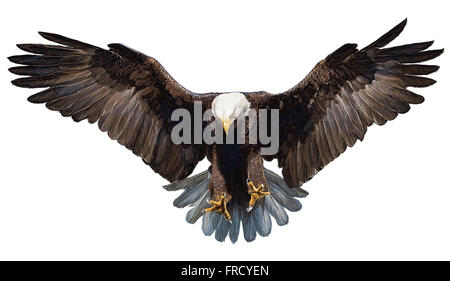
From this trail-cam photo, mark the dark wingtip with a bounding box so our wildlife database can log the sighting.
[37,31,98,50]
[420,40,434,50]
[418,96,425,104]
[16,44,35,53]
[362,19,408,52]
[8,67,18,74]
[38,31,60,42]
[7,55,17,63]
[27,93,45,104]
[398,18,407,30]
[432,49,445,59]
[402,18,408,26]
[38,31,52,38]
[27,95,37,103]
[390,18,408,36]
[11,78,28,88]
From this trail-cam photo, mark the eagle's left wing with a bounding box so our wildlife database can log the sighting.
[267,19,443,188]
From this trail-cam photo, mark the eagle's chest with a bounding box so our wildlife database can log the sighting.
[215,143,247,173]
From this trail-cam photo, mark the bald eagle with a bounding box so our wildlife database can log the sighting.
[8,19,443,242]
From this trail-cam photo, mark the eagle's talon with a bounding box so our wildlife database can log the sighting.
[203,194,231,221]
[247,180,270,211]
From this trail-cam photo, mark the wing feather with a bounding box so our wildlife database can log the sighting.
[269,19,443,187]
[9,32,217,181]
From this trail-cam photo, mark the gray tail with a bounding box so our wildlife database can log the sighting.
[163,168,308,243]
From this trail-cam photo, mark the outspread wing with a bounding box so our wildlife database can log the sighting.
[9,32,217,182]
[269,19,443,187]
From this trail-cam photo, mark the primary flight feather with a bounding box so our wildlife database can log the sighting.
[8,19,443,242]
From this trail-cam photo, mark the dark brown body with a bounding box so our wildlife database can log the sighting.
[208,143,267,208]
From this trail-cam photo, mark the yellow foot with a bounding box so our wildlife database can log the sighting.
[203,192,231,221]
[247,180,270,212]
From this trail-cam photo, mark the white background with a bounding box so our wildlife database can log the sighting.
[0,0,448,260]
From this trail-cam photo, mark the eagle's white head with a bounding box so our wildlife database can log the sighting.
[212,92,251,134]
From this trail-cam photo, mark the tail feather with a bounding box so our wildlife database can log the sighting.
[202,211,221,236]
[172,177,210,208]
[185,191,210,224]
[253,203,272,237]
[242,211,257,242]
[264,168,308,198]
[163,170,209,191]
[264,194,289,226]
[215,217,231,242]
[229,206,241,243]
[167,168,308,242]
[269,184,302,212]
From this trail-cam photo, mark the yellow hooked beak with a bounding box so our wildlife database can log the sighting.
[221,117,233,135]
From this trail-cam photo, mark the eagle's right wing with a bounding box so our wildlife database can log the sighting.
[9,32,217,182]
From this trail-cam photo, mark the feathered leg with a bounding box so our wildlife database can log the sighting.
[246,148,270,212]
[203,147,232,221]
